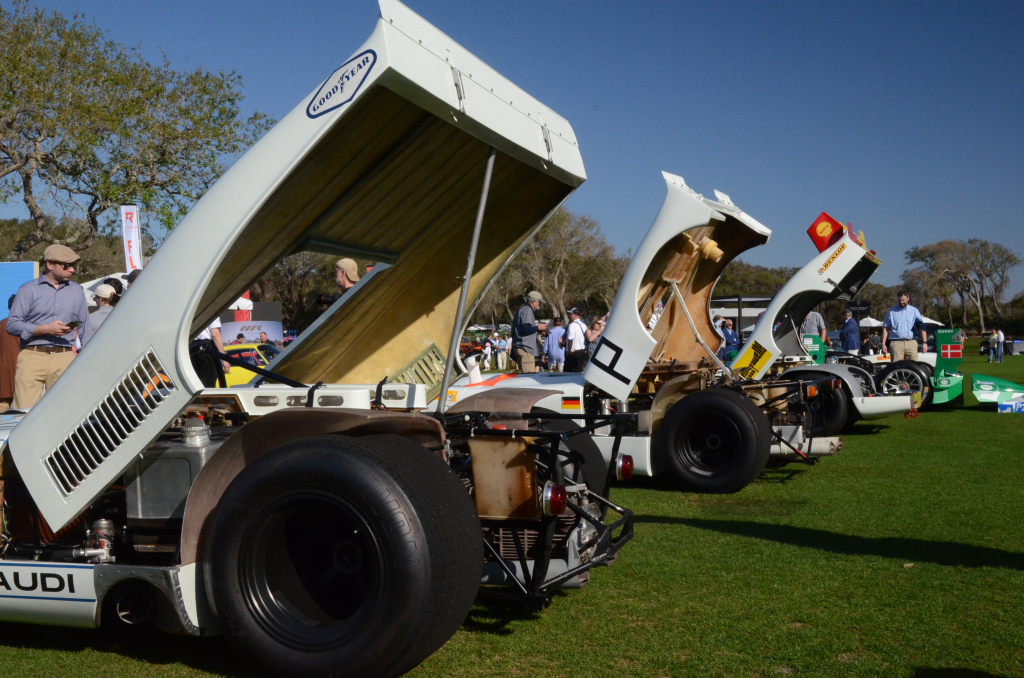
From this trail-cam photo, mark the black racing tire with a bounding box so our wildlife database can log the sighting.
[532,408,608,497]
[876,360,933,408]
[204,434,481,678]
[659,388,771,494]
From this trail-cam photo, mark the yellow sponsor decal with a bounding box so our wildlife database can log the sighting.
[815,221,833,237]
[733,341,774,380]
[817,242,846,274]
[446,390,457,403]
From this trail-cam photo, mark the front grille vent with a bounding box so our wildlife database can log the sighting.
[46,351,175,496]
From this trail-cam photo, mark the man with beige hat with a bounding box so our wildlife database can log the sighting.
[336,258,360,291]
[6,244,93,408]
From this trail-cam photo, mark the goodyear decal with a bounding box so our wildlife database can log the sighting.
[307,50,377,118]
[561,397,582,411]
[817,242,847,275]
[732,341,773,380]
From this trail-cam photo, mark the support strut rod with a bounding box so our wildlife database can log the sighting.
[436,147,498,419]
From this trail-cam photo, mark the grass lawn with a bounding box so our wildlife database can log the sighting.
[1,339,1022,677]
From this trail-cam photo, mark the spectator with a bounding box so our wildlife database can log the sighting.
[336,258,360,291]
[6,244,93,409]
[800,310,826,340]
[0,295,21,412]
[712,314,725,338]
[563,306,589,372]
[511,291,547,372]
[231,333,246,345]
[125,268,142,287]
[495,333,508,371]
[862,331,882,355]
[85,284,118,339]
[197,318,231,375]
[585,316,606,356]
[259,331,269,344]
[544,317,566,372]
[719,319,740,360]
[101,277,124,305]
[839,310,860,352]
[881,291,927,361]
[481,338,492,371]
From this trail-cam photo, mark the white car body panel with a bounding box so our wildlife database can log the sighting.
[0,563,96,628]
[732,230,879,381]
[852,395,914,419]
[8,0,584,531]
[592,436,658,476]
[583,172,771,400]
[446,372,585,413]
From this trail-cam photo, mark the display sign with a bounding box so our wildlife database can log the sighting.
[120,205,143,272]
[220,321,283,345]
[847,301,870,314]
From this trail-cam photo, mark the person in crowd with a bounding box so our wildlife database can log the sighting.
[259,331,269,344]
[336,258,360,291]
[0,295,22,412]
[647,300,663,331]
[6,245,93,409]
[881,291,927,361]
[839,310,860,352]
[585,315,606,362]
[563,306,589,372]
[495,333,508,371]
[712,314,725,339]
[125,268,142,287]
[101,277,124,305]
[862,331,881,355]
[800,310,827,340]
[197,317,231,375]
[481,337,492,371]
[511,291,546,373]
[544,317,565,372]
[719,319,740,360]
[997,328,1005,363]
[85,284,118,339]
[988,328,998,363]
[229,333,244,345]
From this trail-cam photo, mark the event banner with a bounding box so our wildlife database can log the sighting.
[120,205,143,271]
[221,321,283,344]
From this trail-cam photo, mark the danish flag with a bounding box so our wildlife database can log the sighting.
[941,344,962,359]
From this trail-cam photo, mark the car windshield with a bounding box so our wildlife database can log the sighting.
[259,343,281,358]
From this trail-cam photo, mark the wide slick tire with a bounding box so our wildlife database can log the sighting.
[659,388,771,494]
[204,434,481,678]
[876,360,933,408]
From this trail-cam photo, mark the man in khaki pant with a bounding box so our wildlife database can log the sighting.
[6,245,93,409]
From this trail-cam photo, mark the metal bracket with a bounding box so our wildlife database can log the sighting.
[669,282,735,381]
[541,125,553,163]
[451,66,466,113]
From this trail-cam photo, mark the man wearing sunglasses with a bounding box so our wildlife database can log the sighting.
[6,244,93,408]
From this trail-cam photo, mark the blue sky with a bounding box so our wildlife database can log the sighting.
[25,0,1024,295]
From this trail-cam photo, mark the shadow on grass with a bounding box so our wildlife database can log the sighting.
[634,518,1024,570]
[462,588,567,636]
[840,422,890,436]
[913,669,1010,678]
[756,464,810,485]
[0,621,254,676]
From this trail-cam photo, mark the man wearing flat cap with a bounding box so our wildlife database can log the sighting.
[336,258,360,291]
[511,290,547,373]
[6,244,93,408]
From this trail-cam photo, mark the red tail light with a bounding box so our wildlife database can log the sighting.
[829,378,843,390]
[542,482,567,516]
[616,455,634,481]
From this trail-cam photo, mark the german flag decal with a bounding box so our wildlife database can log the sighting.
[561,397,582,411]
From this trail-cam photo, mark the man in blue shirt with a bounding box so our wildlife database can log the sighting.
[881,291,927,361]
[7,244,93,408]
[719,319,740,360]
[544,317,566,372]
[839,310,860,352]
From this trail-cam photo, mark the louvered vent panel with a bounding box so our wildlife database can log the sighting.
[395,343,447,401]
[46,351,175,496]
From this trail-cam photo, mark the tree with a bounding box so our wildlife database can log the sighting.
[0,1,271,260]
[473,207,627,327]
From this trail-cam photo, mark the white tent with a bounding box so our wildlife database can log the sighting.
[859,317,884,327]
[922,316,944,326]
